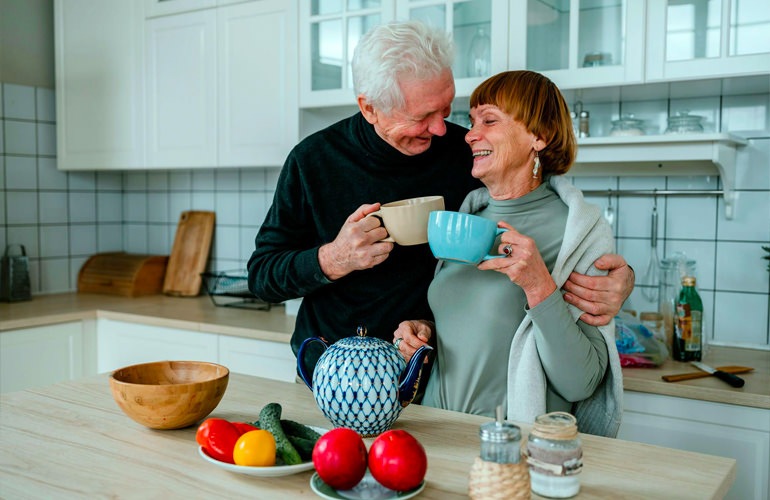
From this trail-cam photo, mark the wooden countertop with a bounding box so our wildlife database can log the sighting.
[0,373,736,499]
[2,293,768,409]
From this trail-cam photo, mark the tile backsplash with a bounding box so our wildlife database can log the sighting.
[2,82,769,349]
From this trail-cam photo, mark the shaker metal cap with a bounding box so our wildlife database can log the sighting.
[479,421,521,443]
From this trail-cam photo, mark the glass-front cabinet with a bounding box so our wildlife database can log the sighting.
[300,0,508,107]
[300,0,395,107]
[395,0,510,97]
[645,0,770,81]
[509,0,645,89]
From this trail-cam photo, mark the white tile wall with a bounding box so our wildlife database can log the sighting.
[2,82,769,349]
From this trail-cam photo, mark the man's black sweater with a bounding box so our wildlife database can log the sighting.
[247,112,480,373]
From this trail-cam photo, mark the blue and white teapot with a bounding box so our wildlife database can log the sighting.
[297,326,433,437]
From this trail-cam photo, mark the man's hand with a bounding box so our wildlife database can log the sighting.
[318,203,393,281]
[562,254,635,326]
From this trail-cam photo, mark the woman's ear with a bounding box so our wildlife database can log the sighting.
[532,136,547,152]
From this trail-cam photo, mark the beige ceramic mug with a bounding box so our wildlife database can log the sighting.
[367,196,445,246]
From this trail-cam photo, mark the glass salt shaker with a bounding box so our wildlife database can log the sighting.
[524,412,582,498]
[469,406,530,499]
[479,418,521,464]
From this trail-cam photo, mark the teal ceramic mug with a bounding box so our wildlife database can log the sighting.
[428,211,508,265]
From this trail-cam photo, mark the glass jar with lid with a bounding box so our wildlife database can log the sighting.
[665,111,704,134]
[610,114,645,137]
[523,412,582,498]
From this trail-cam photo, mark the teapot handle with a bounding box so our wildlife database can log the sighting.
[297,337,329,389]
[398,345,433,407]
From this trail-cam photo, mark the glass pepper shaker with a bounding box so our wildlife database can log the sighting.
[523,411,582,498]
[469,406,531,499]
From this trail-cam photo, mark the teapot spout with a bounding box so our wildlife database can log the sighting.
[398,345,433,407]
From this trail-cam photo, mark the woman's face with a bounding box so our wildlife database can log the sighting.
[465,104,538,189]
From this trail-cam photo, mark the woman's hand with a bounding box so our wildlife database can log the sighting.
[392,320,434,363]
[477,221,556,308]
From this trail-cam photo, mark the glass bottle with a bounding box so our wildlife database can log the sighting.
[658,253,697,350]
[672,276,703,362]
[578,111,590,138]
[524,412,582,498]
[467,26,491,77]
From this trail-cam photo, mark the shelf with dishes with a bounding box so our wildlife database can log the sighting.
[572,133,748,219]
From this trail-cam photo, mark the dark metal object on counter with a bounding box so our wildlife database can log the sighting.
[661,365,754,382]
[691,361,746,388]
[0,244,31,302]
[200,270,273,310]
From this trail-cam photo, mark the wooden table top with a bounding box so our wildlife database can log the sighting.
[0,373,736,499]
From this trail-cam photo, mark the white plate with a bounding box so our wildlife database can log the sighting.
[310,471,426,500]
[198,425,327,477]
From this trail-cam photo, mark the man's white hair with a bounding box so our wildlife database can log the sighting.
[352,20,455,114]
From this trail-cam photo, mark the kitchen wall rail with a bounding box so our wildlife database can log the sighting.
[583,189,724,197]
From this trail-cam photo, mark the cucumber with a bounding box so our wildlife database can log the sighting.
[250,419,322,443]
[287,435,316,461]
[280,419,322,442]
[258,403,302,465]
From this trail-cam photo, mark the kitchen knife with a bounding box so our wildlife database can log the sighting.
[690,361,746,388]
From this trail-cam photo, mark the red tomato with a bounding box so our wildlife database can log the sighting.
[312,428,368,490]
[368,430,427,491]
[195,418,242,464]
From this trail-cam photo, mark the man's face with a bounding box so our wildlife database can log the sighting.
[363,69,455,156]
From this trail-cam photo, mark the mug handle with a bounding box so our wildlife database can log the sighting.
[481,228,509,261]
[364,211,395,243]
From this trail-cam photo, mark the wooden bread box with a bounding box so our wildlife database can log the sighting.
[78,253,169,297]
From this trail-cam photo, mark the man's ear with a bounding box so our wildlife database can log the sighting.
[358,95,378,125]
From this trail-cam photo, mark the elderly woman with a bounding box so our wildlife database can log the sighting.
[395,70,623,437]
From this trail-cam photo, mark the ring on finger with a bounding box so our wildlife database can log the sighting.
[393,338,403,349]
[503,244,513,256]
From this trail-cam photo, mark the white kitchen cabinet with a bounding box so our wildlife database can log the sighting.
[145,10,218,167]
[300,0,511,107]
[0,321,97,393]
[95,318,295,383]
[395,0,510,98]
[218,335,297,382]
[299,0,395,108]
[146,1,298,168]
[509,0,645,89]
[619,391,770,500]
[218,0,298,167]
[96,319,218,373]
[145,0,252,18]
[145,0,217,18]
[54,0,145,170]
[645,0,770,82]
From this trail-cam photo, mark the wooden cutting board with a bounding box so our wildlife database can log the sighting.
[163,211,215,297]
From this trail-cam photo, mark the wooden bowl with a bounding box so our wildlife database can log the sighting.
[109,360,229,430]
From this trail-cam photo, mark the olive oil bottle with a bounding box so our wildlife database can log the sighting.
[672,276,702,361]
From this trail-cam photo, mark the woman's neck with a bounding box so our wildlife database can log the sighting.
[486,169,543,200]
